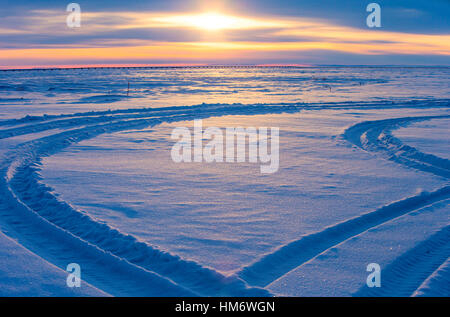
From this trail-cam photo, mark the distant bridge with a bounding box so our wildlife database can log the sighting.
[0,65,307,72]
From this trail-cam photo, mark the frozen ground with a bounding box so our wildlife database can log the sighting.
[0,67,448,296]
[0,232,107,297]
[394,118,450,161]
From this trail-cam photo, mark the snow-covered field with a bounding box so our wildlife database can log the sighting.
[0,67,448,296]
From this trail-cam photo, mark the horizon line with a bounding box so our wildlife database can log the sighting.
[1,64,449,72]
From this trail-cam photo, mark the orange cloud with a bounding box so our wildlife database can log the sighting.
[1,10,449,67]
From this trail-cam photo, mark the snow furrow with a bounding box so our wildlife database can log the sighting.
[0,103,298,140]
[238,115,450,289]
[413,257,450,297]
[1,104,448,296]
[1,104,307,296]
[0,167,196,296]
[354,225,450,297]
[238,187,450,287]
[345,115,450,178]
[1,99,448,138]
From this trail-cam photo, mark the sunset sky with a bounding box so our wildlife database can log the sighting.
[1,0,449,68]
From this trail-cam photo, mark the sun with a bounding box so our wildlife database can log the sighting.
[154,12,264,31]
[190,13,239,31]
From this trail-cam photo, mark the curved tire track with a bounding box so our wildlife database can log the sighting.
[413,257,450,297]
[0,104,304,296]
[354,223,450,297]
[1,104,448,296]
[238,115,450,291]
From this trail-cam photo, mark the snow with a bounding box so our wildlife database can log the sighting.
[393,118,450,161]
[0,232,107,297]
[267,200,449,297]
[41,109,447,276]
[0,66,448,296]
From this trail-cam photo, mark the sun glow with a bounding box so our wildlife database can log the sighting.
[153,12,282,31]
[2,9,450,68]
[193,13,238,30]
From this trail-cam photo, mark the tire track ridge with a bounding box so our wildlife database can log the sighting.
[238,115,449,288]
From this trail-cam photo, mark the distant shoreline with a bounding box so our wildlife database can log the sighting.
[1,65,449,72]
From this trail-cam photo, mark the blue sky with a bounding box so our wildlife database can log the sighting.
[0,0,449,67]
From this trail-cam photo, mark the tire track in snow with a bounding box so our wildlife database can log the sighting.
[1,99,448,139]
[1,104,305,296]
[0,178,195,297]
[354,224,450,297]
[344,115,450,178]
[238,187,450,287]
[345,115,450,296]
[413,257,450,297]
[238,114,450,289]
[1,104,448,295]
